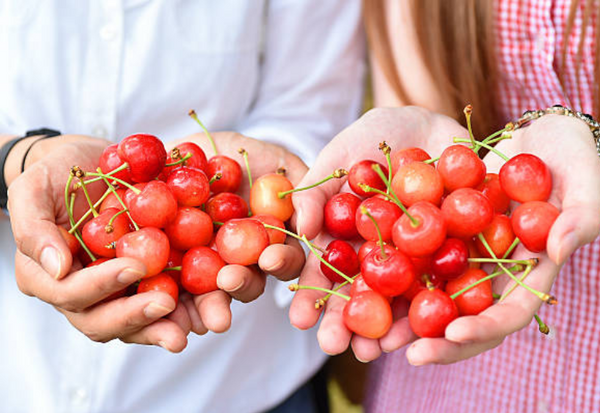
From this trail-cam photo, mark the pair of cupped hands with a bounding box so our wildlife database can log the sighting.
[9,107,600,364]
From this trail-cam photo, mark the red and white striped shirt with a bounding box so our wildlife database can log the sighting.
[365,1,600,412]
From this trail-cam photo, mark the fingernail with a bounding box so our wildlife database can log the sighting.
[117,268,145,284]
[158,341,172,352]
[355,356,369,364]
[263,260,284,273]
[556,231,578,265]
[407,357,425,366]
[144,302,173,319]
[217,273,244,292]
[41,247,62,279]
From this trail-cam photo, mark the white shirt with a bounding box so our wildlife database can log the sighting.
[0,1,365,412]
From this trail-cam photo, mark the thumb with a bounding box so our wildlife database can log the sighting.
[547,205,600,265]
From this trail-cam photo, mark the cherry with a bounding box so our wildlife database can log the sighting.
[437,144,486,191]
[98,143,133,184]
[355,197,402,243]
[350,274,376,296]
[361,245,416,297]
[117,134,167,182]
[343,291,393,339]
[205,192,249,224]
[164,248,184,287]
[99,188,127,213]
[207,155,242,194]
[410,255,433,278]
[403,273,445,302]
[128,180,178,228]
[475,214,516,258]
[445,268,493,316]
[511,201,560,253]
[250,173,295,222]
[441,188,494,239]
[250,214,286,244]
[123,183,147,209]
[320,240,360,284]
[137,273,179,307]
[348,160,388,197]
[163,142,208,177]
[408,288,459,338]
[58,226,81,257]
[324,193,361,240]
[477,173,510,214]
[391,161,444,207]
[499,153,552,203]
[392,201,447,258]
[358,240,379,263]
[166,166,210,207]
[390,147,431,175]
[116,227,170,277]
[431,237,469,280]
[181,246,225,295]
[164,207,213,250]
[215,218,270,265]
[81,207,131,258]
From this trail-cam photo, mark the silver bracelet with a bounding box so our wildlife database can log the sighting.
[509,104,600,156]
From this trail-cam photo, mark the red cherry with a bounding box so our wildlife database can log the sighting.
[81,207,132,258]
[181,246,225,295]
[123,183,147,209]
[250,214,286,244]
[164,207,213,250]
[207,155,242,194]
[205,192,249,223]
[410,256,433,277]
[98,143,133,184]
[320,240,360,284]
[511,201,559,253]
[164,248,184,287]
[343,291,393,339]
[361,245,416,297]
[348,160,388,197]
[477,173,510,214]
[324,193,361,240]
[99,188,127,213]
[163,142,208,178]
[408,288,459,338]
[137,273,179,307]
[499,153,552,203]
[358,240,379,263]
[128,180,178,228]
[403,273,445,302]
[117,134,167,182]
[350,274,376,296]
[475,214,516,258]
[58,226,81,257]
[445,268,493,316]
[249,173,295,222]
[390,147,431,175]
[355,197,402,242]
[392,201,447,258]
[437,144,486,192]
[166,166,210,207]
[392,162,444,207]
[441,188,494,239]
[431,238,469,280]
[215,218,270,265]
[116,227,170,278]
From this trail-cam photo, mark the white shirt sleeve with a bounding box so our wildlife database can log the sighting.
[236,0,366,166]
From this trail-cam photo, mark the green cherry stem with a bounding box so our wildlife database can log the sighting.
[262,224,325,253]
[453,138,509,162]
[468,257,537,265]
[277,168,348,199]
[534,313,550,335]
[316,274,360,308]
[106,208,130,232]
[75,162,129,187]
[86,172,142,195]
[189,109,218,156]
[69,192,96,262]
[499,259,536,303]
[165,152,193,167]
[238,148,253,189]
[358,184,399,205]
[64,173,76,229]
[423,156,440,165]
[371,163,420,227]
[97,169,140,231]
[209,173,222,185]
[71,167,98,218]
[379,141,393,194]
[463,104,477,150]
[449,264,525,300]
[360,205,387,260]
[289,283,350,301]
[68,188,112,234]
[301,234,354,284]
[164,266,182,272]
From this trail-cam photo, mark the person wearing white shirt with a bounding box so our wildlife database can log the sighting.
[0,1,365,412]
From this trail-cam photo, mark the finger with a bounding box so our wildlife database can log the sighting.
[258,238,306,281]
[405,336,504,366]
[547,205,600,265]
[60,291,176,343]
[379,317,417,353]
[216,264,266,303]
[15,251,147,312]
[181,292,208,335]
[194,290,232,333]
[351,335,382,363]
[121,319,189,353]
[317,293,353,356]
[165,300,192,336]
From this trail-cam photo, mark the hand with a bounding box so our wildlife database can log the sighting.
[288,107,468,361]
[164,132,308,336]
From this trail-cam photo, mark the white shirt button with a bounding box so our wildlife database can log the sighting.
[100,24,118,41]
[92,125,108,138]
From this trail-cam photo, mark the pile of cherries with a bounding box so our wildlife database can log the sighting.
[61,112,298,306]
[291,112,558,340]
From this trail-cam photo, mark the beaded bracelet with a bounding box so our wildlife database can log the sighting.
[509,104,600,157]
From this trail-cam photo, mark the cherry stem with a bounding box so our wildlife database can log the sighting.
[262,224,325,253]
[463,104,476,150]
[289,283,350,301]
[209,173,222,185]
[423,156,440,165]
[468,257,534,265]
[534,313,550,335]
[492,292,501,300]
[72,168,98,218]
[450,264,525,300]
[238,148,253,189]
[360,205,387,260]
[213,221,224,226]
[453,138,509,162]
[76,163,129,186]
[371,163,419,227]
[97,169,140,231]
[68,188,112,234]
[379,141,393,194]
[475,128,512,156]
[358,184,399,206]
[106,208,129,231]
[165,152,192,167]
[316,273,360,308]
[277,169,348,199]
[301,234,354,284]
[477,233,556,304]
[164,266,182,272]
[189,109,218,156]
[70,192,96,262]
[481,127,508,145]
[86,172,141,195]
[499,258,537,303]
